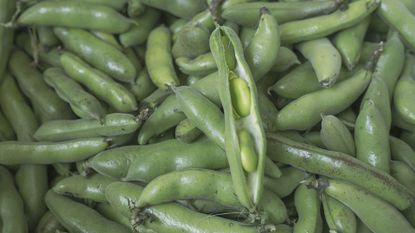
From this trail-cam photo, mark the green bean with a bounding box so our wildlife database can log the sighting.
[8,50,74,122]
[275,65,373,130]
[303,131,326,148]
[37,27,59,47]
[210,26,267,208]
[35,211,65,233]
[264,167,309,198]
[54,27,136,83]
[127,0,146,17]
[45,191,130,233]
[393,53,415,124]
[0,166,28,233]
[53,174,115,202]
[119,8,161,47]
[359,42,379,64]
[270,46,300,72]
[280,0,380,44]
[141,0,206,19]
[127,68,156,101]
[321,115,355,155]
[296,37,342,87]
[175,118,202,143]
[0,138,108,165]
[60,52,137,112]
[0,0,14,82]
[17,1,133,33]
[89,137,226,182]
[222,0,343,27]
[145,25,179,90]
[104,181,144,217]
[321,178,415,233]
[34,113,140,141]
[337,107,357,128]
[390,160,415,194]
[15,165,48,229]
[43,67,106,120]
[377,0,415,51]
[392,106,415,133]
[245,7,279,80]
[133,203,274,233]
[401,131,415,150]
[175,53,217,77]
[91,31,123,50]
[0,110,15,141]
[96,203,130,228]
[322,193,356,233]
[266,133,415,210]
[360,76,392,128]
[0,74,38,142]
[52,163,73,177]
[293,182,322,233]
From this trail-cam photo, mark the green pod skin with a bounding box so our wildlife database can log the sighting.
[270,46,300,72]
[0,0,15,84]
[135,203,274,233]
[266,133,415,210]
[360,76,392,128]
[359,42,379,64]
[60,52,137,112]
[322,193,357,233]
[355,100,391,173]
[172,10,214,59]
[337,108,357,127]
[105,181,144,217]
[401,131,415,150]
[394,54,415,124]
[96,203,130,228]
[92,31,123,51]
[35,211,65,233]
[240,27,255,49]
[0,166,28,233]
[128,69,157,101]
[146,25,179,90]
[296,38,342,87]
[279,131,309,144]
[175,53,217,77]
[52,163,73,177]
[53,174,115,202]
[210,26,268,208]
[175,118,202,143]
[390,160,415,194]
[400,0,415,14]
[356,219,374,233]
[377,0,415,51]
[275,66,372,131]
[16,165,48,229]
[392,107,415,133]
[321,115,355,155]
[323,178,415,233]
[264,167,310,198]
[34,113,140,141]
[119,8,161,47]
[65,0,127,10]
[0,137,108,165]
[280,0,380,44]
[127,0,146,17]
[374,32,405,98]
[390,136,415,172]
[256,75,280,132]
[334,16,371,70]
[17,1,133,33]
[137,72,220,144]
[137,169,287,224]
[89,138,227,182]
[0,110,15,141]
[37,27,60,47]
[174,86,225,147]
[8,50,74,122]
[0,74,38,142]
[222,0,343,27]
[43,67,106,120]
[303,131,326,148]
[404,204,415,228]
[54,27,136,83]
[141,0,206,19]
[245,7,279,80]
[45,191,130,233]
[294,183,322,233]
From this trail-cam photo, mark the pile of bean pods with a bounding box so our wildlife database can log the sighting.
[1,0,415,232]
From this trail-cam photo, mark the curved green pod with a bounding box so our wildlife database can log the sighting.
[35,211,65,233]
[54,27,136,83]
[140,0,206,19]
[34,113,140,141]
[393,54,415,125]
[267,133,415,210]
[321,115,355,155]
[264,167,309,198]
[390,136,415,172]
[323,178,415,233]
[293,182,322,233]
[222,0,343,27]
[0,0,15,84]
[322,193,357,233]
[280,0,380,44]
[210,26,267,208]
[17,1,133,33]
[0,138,108,165]
[105,182,144,217]
[0,110,15,141]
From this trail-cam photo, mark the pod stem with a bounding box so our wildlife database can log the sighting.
[365,41,384,71]
[210,0,225,25]
[130,207,151,232]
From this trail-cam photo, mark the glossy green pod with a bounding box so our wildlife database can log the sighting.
[322,193,357,233]
[96,203,130,228]
[390,136,415,172]
[0,0,15,84]
[390,160,415,194]
[175,118,202,143]
[264,167,310,198]
[140,0,206,19]
[293,182,322,233]
[393,54,415,125]
[35,211,65,233]
[321,115,355,155]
